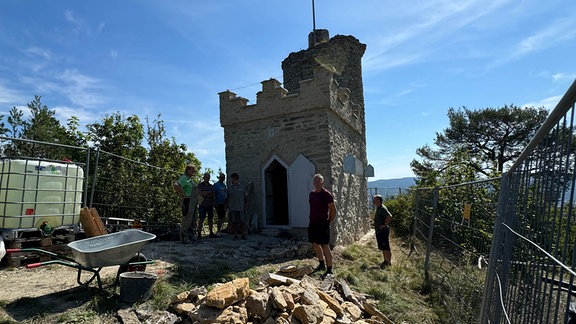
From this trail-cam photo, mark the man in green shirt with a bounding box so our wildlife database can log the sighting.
[174,165,199,243]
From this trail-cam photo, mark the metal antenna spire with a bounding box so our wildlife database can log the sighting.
[312,0,316,31]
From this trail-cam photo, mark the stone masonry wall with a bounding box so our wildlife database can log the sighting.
[282,33,366,112]
[327,117,370,244]
[219,34,369,245]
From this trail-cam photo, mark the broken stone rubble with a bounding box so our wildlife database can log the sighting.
[117,265,393,324]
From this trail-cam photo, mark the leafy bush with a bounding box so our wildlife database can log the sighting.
[384,193,414,237]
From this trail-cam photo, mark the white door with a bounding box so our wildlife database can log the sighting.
[288,154,315,228]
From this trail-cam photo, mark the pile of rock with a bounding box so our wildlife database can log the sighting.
[167,265,393,324]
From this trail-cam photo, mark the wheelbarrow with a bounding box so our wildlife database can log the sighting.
[6,229,156,290]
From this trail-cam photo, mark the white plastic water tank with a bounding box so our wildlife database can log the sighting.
[0,159,84,230]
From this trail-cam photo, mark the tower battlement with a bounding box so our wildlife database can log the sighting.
[218,31,369,245]
[219,65,364,135]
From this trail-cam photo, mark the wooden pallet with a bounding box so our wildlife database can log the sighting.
[52,232,76,245]
[3,237,51,267]
[4,251,51,268]
[7,236,52,249]
[2,235,72,268]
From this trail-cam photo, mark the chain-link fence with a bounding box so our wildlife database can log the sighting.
[413,178,501,322]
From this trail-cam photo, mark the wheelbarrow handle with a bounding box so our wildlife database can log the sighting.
[26,259,79,269]
[7,248,77,263]
[7,248,57,255]
[27,262,46,268]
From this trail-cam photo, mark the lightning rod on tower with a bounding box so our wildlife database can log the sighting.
[312,0,316,31]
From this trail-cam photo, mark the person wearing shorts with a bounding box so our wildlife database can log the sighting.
[308,173,336,279]
[373,194,393,268]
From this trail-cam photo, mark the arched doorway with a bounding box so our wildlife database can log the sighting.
[264,159,289,226]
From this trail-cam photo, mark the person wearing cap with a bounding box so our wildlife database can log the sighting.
[373,194,393,268]
[213,172,228,236]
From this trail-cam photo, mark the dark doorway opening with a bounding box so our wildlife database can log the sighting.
[264,160,289,226]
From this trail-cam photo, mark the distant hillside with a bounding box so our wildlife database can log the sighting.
[368,177,416,198]
[368,177,416,189]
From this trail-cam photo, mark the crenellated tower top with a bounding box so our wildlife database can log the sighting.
[217,29,370,245]
[282,31,366,109]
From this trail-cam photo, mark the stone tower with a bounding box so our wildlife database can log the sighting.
[219,30,370,245]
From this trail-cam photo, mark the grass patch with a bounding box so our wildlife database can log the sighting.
[335,237,442,323]
[169,259,233,287]
[0,234,468,323]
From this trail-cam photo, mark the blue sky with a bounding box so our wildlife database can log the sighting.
[1,1,575,180]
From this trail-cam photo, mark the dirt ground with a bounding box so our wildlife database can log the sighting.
[0,232,319,314]
[0,231,377,322]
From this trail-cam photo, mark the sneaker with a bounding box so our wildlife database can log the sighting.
[314,264,326,272]
[321,272,333,280]
[380,261,391,269]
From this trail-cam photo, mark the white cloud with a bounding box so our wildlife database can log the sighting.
[361,0,513,73]
[0,83,28,107]
[522,95,562,111]
[515,18,576,56]
[552,73,576,82]
[96,22,105,33]
[64,10,91,35]
[56,69,106,108]
[52,105,100,128]
[24,47,52,60]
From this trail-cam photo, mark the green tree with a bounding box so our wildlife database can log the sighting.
[411,105,548,185]
[23,96,68,142]
[434,156,499,256]
[85,112,147,220]
[86,112,146,160]
[145,115,200,223]
[7,106,24,138]
[4,96,85,160]
[145,115,199,173]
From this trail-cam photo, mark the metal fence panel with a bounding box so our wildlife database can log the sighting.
[481,79,576,323]
[0,137,182,237]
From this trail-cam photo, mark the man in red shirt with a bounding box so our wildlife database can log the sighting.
[308,173,337,279]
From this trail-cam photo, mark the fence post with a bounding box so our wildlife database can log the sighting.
[88,147,100,208]
[83,147,90,207]
[479,173,510,323]
[424,186,439,282]
[412,189,420,238]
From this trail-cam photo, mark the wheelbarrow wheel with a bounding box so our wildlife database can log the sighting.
[117,253,148,275]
